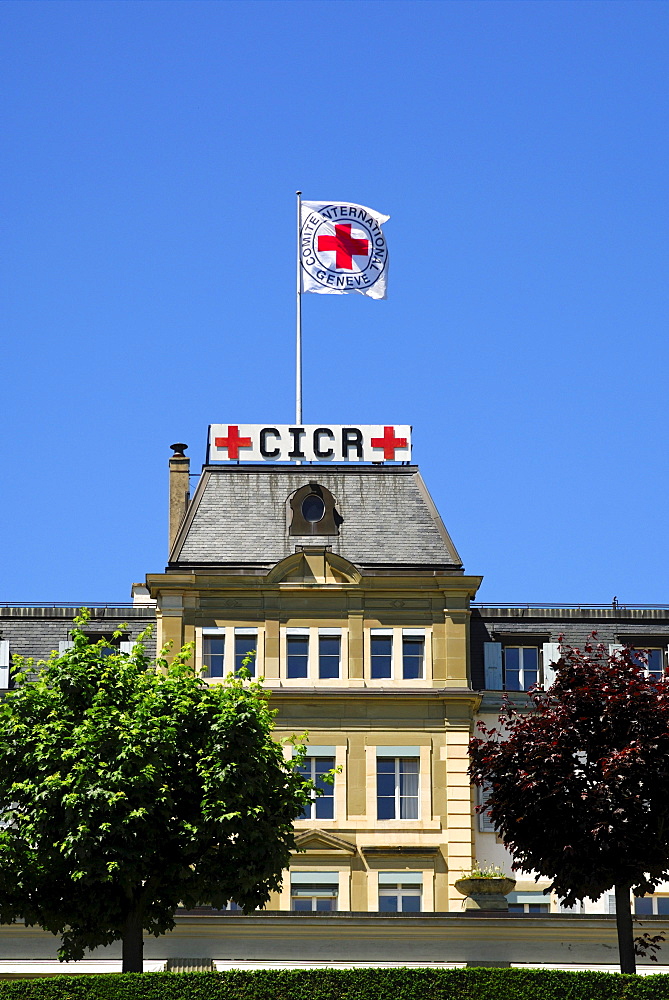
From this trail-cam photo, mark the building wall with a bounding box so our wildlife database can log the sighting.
[147,562,482,912]
[473,606,669,912]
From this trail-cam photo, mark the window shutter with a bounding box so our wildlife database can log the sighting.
[290,871,339,885]
[378,871,423,885]
[58,641,74,653]
[542,642,561,688]
[0,640,9,690]
[478,782,496,832]
[119,641,134,654]
[483,642,503,690]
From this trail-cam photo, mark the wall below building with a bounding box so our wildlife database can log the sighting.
[1,913,669,973]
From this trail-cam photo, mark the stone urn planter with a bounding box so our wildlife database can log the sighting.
[454,876,516,911]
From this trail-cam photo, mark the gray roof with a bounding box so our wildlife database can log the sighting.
[171,465,462,572]
[0,608,157,662]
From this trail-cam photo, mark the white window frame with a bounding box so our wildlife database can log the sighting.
[202,629,226,678]
[375,749,421,821]
[293,744,346,823]
[370,870,433,911]
[366,745,432,827]
[503,645,540,691]
[296,748,337,821]
[401,629,426,680]
[287,870,347,912]
[233,628,258,674]
[369,628,394,680]
[317,629,342,680]
[367,628,430,683]
[199,627,262,679]
[0,640,10,690]
[281,627,346,684]
[291,891,338,912]
[378,871,423,913]
[630,647,666,680]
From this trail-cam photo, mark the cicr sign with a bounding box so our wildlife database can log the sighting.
[208,425,412,463]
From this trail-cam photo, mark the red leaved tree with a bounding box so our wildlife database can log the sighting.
[469,638,669,974]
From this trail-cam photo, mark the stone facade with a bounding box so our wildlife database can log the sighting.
[1,452,669,971]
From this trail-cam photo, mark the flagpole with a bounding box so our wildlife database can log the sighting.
[295,190,302,426]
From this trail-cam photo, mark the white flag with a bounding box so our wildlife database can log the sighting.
[300,201,389,299]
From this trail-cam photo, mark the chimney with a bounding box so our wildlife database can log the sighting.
[169,443,190,554]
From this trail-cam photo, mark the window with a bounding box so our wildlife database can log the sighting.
[507,892,550,914]
[234,630,256,676]
[371,632,393,679]
[202,627,259,678]
[203,635,225,677]
[297,754,335,820]
[560,900,585,913]
[284,628,344,681]
[369,629,427,681]
[302,495,325,523]
[378,873,422,912]
[504,646,539,691]
[62,634,128,659]
[635,895,669,915]
[291,872,338,912]
[402,635,424,679]
[631,648,665,680]
[377,756,419,820]
[318,635,340,679]
[287,634,309,679]
[508,902,550,914]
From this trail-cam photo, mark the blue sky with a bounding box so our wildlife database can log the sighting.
[1,0,667,605]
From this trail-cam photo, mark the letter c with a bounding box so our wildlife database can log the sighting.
[260,427,280,459]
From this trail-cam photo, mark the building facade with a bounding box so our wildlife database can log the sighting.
[147,446,669,920]
[2,445,669,970]
[149,454,482,914]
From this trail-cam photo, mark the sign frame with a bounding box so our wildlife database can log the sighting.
[208,424,412,464]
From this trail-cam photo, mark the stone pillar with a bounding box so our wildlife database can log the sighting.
[347,610,364,681]
[445,720,477,909]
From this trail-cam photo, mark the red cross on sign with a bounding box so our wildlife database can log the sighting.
[318,224,370,270]
[214,425,252,459]
[371,426,408,461]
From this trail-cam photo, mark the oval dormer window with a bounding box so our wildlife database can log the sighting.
[301,494,326,523]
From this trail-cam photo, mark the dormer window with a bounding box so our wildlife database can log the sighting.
[289,483,341,536]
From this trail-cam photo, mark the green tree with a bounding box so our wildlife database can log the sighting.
[0,612,311,972]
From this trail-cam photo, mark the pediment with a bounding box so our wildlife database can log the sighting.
[267,550,361,585]
[293,829,357,855]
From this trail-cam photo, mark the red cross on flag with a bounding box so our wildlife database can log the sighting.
[300,201,389,299]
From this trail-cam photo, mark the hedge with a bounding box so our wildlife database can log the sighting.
[0,969,668,1000]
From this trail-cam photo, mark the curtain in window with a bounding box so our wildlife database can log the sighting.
[399,758,419,819]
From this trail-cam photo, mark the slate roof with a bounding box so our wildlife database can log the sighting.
[0,608,157,662]
[171,465,462,572]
